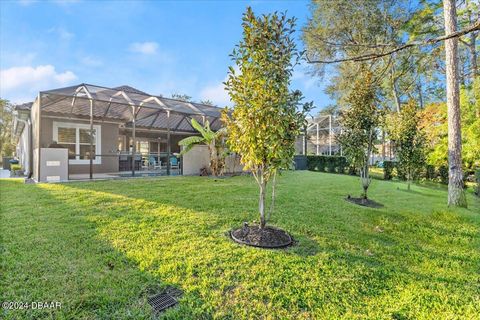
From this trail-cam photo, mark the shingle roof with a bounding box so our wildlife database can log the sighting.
[113,85,150,96]
[14,102,33,111]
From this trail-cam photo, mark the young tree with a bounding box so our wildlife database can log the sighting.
[223,7,308,229]
[179,118,227,176]
[0,99,15,160]
[337,72,380,200]
[389,100,426,190]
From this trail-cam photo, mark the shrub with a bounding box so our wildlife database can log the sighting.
[348,165,357,175]
[306,156,348,174]
[425,165,436,180]
[383,161,397,180]
[438,165,448,184]
[338,157,347,174]
[396,165,407,181]
[10,164,21,171]
[326,157,336,173]
[475,169,480,197]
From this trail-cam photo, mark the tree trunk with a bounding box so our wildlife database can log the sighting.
[381,130,386,161]
[361,165,369,199]
[443,0,468,207]
[391,72,401,113]
[259,174,267,229]
[407,169,411,191]
[417,81,424,109]
[469,34,477,81]
[467,3,477,82]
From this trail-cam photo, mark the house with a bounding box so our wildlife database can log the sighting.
[13,84,225,182]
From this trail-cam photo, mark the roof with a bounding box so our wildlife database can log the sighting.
[39,83,223,133]
[112,85,150,96]
[14,102,33,111]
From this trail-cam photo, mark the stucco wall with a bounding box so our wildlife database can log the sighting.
[39,148,68,182]
[182,145,244,175]
[17,124,30,175]
[31,99,40,181]
[39,116,120,174]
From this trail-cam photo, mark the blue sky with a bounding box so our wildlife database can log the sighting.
[0,0,331,112]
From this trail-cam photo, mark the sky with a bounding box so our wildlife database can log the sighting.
[0,0,332,112]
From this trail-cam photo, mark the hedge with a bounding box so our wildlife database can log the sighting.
[381,162,451,184]
[383,161,397,180]
[307,156,348,174]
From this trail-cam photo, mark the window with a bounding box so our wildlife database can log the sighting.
[57,127,76,159]
[53,122,102,164]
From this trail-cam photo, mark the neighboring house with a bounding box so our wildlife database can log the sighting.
[13,84,224,182]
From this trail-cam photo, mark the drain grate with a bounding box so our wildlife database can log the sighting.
[147,287,182,314]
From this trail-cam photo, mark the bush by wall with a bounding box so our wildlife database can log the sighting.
[307,156,348,174]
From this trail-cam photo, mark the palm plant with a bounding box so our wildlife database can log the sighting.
[179,118,227,176]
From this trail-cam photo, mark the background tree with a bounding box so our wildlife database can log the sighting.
[179,118,227,176]
[200,99,214,106]
[337,71,380,200]
[388,100,426,190]
[420,79,480,171]
[303,0,479,207]
[302,0,439,113]
[171,93,192,102]
[0,99,15,161]
[223,7,309,229]
[443,0,467,207]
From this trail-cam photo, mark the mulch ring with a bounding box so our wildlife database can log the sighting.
[230,223,293,249]
[345,195,384,208]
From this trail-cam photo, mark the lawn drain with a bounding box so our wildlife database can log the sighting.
[148,287,182,314]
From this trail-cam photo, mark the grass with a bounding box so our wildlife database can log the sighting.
[1,171,479,319]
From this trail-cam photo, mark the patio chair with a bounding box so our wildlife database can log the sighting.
[149,156,162,170]
[170,156,180,170]
[141,157,149,170]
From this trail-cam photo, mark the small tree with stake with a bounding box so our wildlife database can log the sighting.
[223,7,309,231]
[337,71,380,201]
[389,100,426,190]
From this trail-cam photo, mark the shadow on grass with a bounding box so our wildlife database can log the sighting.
[0,179,209,320]
[12,173,478,317]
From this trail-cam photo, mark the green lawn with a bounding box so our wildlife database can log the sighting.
[1,171,479,319]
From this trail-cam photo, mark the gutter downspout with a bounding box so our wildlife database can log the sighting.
[16,118,33,178]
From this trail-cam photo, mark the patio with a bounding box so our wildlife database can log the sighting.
[16,84,224,182]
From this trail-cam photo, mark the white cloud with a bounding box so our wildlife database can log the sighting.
[80,56,102,67]
[48,27,75,41]
[292,64,317,90]
[18,0,38,6]
[0,65,77,102]
[200,82,230,106]
[129,42,159,55]
[199,66,240,106]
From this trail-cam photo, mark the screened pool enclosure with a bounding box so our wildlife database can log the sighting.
[26,84,224,181]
